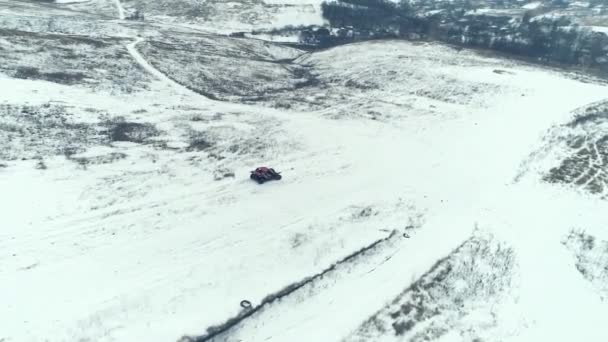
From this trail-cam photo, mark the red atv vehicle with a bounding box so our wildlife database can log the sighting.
[250,167,282,184]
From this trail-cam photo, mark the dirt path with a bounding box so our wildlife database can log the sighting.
[125,39,173,84]
[125,38,202,96]
[113,0,200,96]
[112,0,125,20]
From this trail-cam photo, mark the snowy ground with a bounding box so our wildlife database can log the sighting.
[2,1,608,342]
[117,0,325,34]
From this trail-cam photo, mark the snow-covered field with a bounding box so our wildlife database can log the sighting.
[1,1,608,342]
[115,0,325,33]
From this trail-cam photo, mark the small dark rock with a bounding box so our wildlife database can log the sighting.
[35,160,47,170]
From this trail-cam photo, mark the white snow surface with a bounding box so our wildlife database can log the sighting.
[589,26,608,34]
[523,1,542,10]
[113,0,126,20]
[113,0,326,34]
[1,1,608,342]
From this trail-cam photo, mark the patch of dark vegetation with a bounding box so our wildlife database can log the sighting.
[189,114,207,122]
[543,101,608,198]
[493,69,514,75]
[12,66,41,79]
[0,29,151,92]
[345,79,379,90]
[346,233,515,342]
[0,103,105,161]
[207,152,225,161]
[292,67,321,90]
[230,143,256,155]
[103,117,161,144]
[137,35,317,103]
[563,230,608,299]
[312,0,608,75]
[213,168,235,181]
[179,231,399,342]
[322,0,413,31]
[350,205,379,220]
[184,129,216,152]
[13,66,86,85]
[123,0,216,18]
[68,152,128,167]
[569,105,608,127]
[187,139,213,152]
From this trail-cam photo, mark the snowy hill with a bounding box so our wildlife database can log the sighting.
[1,1,608,342]
[117,0,326,33]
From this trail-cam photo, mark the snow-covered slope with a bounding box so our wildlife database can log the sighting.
[117,0,325,33]
[1,1,608,342]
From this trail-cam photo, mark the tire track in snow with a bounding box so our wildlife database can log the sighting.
[583,142,606,187]
[180,230,400,342]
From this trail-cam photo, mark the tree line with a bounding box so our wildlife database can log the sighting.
[318,0,608,72]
